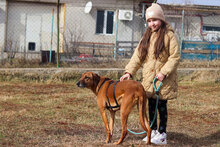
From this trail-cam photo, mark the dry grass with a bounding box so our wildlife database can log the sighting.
[179,59,220,68]
[0,80,219,147]
[0,58,220,68]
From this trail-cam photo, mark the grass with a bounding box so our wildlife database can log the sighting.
[0,81,219,146]
[1,58,220,68]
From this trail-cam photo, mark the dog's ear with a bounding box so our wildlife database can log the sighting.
[92,73,100,82]
[92,73,100,86]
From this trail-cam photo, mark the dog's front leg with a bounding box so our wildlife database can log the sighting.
[109,111,115,136]
[99,108,112,143]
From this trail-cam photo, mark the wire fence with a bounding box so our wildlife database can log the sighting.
[179,8,220,60]
[0,1,220,66]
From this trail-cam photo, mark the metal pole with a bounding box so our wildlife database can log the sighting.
[24,14,27,60]
[114,10,119,60]
[49,8,54,63]
[217,46,219,59]
[210,42,213,60]
[57,0,60,68]
[180,10,185,58]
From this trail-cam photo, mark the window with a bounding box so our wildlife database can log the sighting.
[203,26,220,32]
[96,10,114,34]
[28,42,36,51]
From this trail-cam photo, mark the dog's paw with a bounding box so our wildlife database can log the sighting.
[113,141,121,145]
[105,139,111,144]
[145,140,151,145]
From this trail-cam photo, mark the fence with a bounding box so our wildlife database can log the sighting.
[179,7,220,60]
[0,0,220,65]
[181,41,220,60]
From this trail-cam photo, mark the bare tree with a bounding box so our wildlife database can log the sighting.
[6,40,18,63]
[63,25,84,59]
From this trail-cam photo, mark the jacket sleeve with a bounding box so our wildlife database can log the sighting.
[125,40,143,76]
[160,32,180,77]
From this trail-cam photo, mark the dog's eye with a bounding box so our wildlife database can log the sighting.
[85,76,90,80]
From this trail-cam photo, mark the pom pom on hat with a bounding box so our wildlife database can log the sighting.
[145,3,165,22]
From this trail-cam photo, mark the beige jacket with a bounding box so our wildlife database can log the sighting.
[125,24,180,100]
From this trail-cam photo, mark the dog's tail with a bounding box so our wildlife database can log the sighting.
[138,89,151,142]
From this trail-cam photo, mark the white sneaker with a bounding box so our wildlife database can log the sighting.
[151,132,167,145]
[142,130,159,141]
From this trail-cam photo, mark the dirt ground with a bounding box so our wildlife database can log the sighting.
[0,59,219,146]
[0,79,219,147]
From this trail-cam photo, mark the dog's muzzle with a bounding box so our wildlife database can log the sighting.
[76,81,86,87]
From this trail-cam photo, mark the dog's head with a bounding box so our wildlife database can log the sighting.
[76,72,100,89]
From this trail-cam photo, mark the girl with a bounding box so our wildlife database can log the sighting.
[120,3,180,145]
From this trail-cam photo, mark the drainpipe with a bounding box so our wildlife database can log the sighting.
[114,9,119,60]
[61,3,66,54]
[198,15,207,37]
[199,15,203,35]
[49,8,54,63]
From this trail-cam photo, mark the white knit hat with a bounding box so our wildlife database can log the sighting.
[145,3,165,22]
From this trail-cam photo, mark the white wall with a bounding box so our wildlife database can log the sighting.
[4,0,145,54]
[64,0,143,44]
[6,1,60,52]
[0,0,7,51]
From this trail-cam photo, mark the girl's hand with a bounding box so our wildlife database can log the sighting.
[120,73,131,81]
[156,72,165,81]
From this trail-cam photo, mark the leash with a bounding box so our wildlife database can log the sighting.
[127,77,162,135]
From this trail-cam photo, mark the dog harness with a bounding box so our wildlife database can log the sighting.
[96,79,120,110]
[106,81,120,110]
[97,78,110,94]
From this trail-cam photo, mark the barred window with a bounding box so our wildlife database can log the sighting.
[96,10,114,34]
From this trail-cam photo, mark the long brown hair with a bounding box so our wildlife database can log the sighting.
[138,21,167,62]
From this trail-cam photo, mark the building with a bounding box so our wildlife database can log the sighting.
[0,0,219,60]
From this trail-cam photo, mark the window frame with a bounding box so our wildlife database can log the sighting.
[96,10,115,35]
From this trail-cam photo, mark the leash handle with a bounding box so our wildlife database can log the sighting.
[153,77,163,94]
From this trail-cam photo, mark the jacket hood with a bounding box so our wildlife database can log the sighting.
[166,23,174,33]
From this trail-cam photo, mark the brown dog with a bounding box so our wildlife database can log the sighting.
[76,72,151,145]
